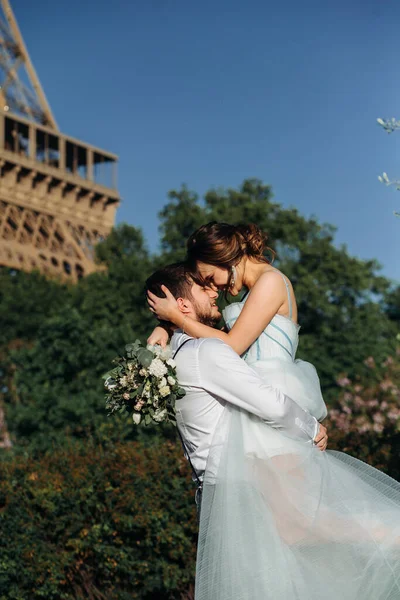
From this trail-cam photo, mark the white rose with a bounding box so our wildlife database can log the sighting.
[132,413,141,425]
[166,358,176,368]
[153,408,167,422]
[167,376,176,386]
[148,358,168,378]
[159,377,167,388]
[159,385,171,398]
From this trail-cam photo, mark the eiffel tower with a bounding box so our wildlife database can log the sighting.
[0,0,119,282]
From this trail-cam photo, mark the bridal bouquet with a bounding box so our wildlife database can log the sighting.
[103,340,185,426]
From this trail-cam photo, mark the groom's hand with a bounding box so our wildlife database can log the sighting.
[314,423,328,451]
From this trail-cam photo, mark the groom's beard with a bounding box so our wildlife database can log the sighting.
[193,305,221,328]
[198,313,220,327]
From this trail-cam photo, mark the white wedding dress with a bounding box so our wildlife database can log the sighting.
[195,275,400,600]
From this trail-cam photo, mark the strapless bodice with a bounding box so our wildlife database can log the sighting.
[222,297,327,422]
[223,299,300,364]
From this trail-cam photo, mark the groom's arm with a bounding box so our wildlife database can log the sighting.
[197,338,319,443]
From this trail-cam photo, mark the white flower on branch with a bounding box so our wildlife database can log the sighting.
[377,117,400,133]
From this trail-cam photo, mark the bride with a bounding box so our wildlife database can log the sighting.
[147,222,400,600]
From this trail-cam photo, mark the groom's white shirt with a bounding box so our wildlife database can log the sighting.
[171,330,319,482]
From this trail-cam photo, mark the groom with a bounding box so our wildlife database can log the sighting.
[145,262,328,508]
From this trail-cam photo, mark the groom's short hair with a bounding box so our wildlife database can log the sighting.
[145,262,194,300]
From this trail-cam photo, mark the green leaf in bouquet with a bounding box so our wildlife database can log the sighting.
[129,390,138,399]
[125,340,142,358]
[167,410,177,426]
[176,387,186,398]
[137,348,154,368]
[102,366,120,380]
[144,414,152,426]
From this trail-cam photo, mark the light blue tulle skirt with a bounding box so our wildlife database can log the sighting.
[195,404,400,599]
[249,356,328,422]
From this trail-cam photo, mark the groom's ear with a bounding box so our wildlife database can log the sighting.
[176,296,192,313]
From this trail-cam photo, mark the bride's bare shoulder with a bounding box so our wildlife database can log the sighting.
[253,268,289,291]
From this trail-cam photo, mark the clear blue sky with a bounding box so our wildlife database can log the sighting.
[13,0,400,281]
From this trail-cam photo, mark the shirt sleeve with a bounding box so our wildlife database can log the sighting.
[197,338,319,443]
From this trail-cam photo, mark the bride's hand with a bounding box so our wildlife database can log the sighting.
[314,423,328,451]
[147,285,180,323]
[147,326,170,348]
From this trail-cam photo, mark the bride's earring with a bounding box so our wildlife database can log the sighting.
[230,265,237,289]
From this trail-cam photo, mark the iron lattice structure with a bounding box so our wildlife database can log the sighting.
[0,0,119,282]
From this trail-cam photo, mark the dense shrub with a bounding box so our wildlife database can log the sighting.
[0,440,197,600]
[326,347,400,481]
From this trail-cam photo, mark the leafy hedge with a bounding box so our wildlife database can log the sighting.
[0,441,197,600]
[1,426,400,600]
[326,348,400,482]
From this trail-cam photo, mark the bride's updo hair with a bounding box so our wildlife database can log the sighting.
[186,222,275,276]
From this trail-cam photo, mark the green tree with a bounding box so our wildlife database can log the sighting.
[158,186,206,261]
[4,226,173,453]
[6,307,127,453]
[76,224,155,336]
[0,268,68,346]
[0,269,69,450]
